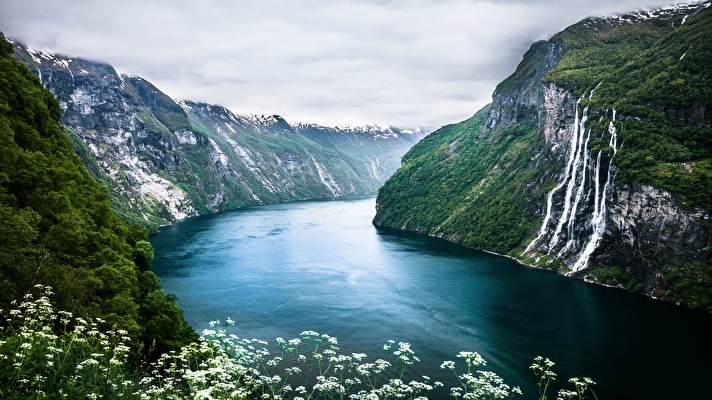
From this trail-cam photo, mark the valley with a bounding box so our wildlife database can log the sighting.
[0,1,710,399]
[11,42,425,228]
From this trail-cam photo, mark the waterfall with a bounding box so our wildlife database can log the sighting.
[571,109,618,272]
[588,81,603,100]
[567,129,590,238]
[558,81,601,252]
[609,109,618,154]
[593,151,602,217]
[557,128,591,257]
[524,89,619,273]
[547,105,589,252]
[523,97,582,255]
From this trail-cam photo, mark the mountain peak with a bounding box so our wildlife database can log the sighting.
[590,0,710,25]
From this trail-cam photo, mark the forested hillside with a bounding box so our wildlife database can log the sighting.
[0,34,194,353]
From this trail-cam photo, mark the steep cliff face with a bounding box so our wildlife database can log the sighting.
[375,2,712,310]
[10,43,424,228]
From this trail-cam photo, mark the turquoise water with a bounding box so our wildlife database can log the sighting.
[151,197,711,399]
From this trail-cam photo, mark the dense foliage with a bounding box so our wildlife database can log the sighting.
[374,107,542,254]
[0,286,597,400]
[0,34,195,353]
[547,8,712,209]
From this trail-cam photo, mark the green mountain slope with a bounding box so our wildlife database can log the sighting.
[374,2,712,310]
[0,34,194,352]
[375,105,542,253]
[547,4,712,208]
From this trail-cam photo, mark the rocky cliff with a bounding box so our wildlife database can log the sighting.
[374,2,711,310]
[9,43,424,228]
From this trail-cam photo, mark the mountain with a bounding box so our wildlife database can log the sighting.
[374,2,712,310]
[9,43,425,228]
[0,34,194,353]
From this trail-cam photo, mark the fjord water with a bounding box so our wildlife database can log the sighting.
[151,198,711,399]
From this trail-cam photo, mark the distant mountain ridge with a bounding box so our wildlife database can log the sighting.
[9,41,426,228]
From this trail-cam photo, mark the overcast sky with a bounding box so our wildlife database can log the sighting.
[0,0,680,128]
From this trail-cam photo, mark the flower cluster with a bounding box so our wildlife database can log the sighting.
[441,351,520,400]
[530,357,596,400]
[0,285,136,399]
[0,286,597,400]
[138,323,442,400]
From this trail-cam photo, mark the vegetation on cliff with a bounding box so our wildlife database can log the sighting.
[374,4,712,310]
[547,5,712,209]
[0,34,195,354]
[375,106,542,255]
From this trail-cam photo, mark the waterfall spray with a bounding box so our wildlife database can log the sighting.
[571,109,618,272]
[523,86,619,273]
[557,128,591,258]
[547,105,589,252]
[523,97,582,255]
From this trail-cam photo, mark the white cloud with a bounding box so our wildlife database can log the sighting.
[0,0,680,128]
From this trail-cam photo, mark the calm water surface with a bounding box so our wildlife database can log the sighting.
[151,198,711,400]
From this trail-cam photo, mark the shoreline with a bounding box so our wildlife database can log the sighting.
[372,220,707,314]
[152,193,379,232]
